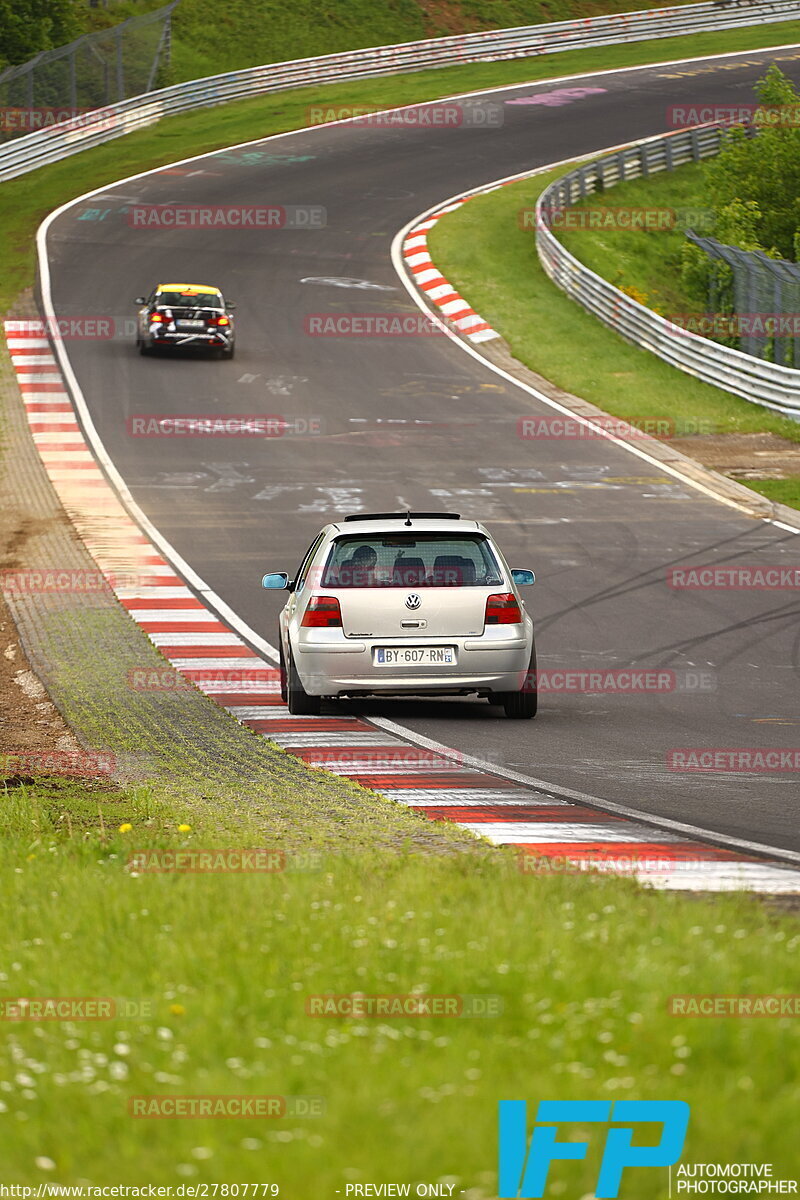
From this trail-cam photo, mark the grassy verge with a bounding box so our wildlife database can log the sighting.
[427,166,800,508]
[0,776,797,1187]
[741,477,800,507]
[556,162,708,314]
[4,21,800,313]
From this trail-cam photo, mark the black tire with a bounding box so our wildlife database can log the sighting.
[222,343,235,360]
[138,338,151,356]
[278,636,288,703]
[494,646,538,720]
[287,648,320,715]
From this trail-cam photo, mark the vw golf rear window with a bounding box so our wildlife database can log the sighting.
[322,535,504,588]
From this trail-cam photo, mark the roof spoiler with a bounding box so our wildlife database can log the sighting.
[343,511,461,524]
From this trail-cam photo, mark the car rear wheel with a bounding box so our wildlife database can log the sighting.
[138,338,151,356]
[287,648,320,716]
[222,344,235,360]
[494,648,537,720]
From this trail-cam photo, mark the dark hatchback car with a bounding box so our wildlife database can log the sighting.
[135,283,236,359]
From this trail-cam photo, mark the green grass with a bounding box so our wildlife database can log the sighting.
[0,776,798,1188]
[556,162,709,314]
[740,476,800,507]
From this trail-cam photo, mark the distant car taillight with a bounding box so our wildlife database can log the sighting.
[149,311,164,323]
[301,596,343,628]
[214,315,230,326]
[485,593,522,625]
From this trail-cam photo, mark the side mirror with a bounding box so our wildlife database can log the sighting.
[134,296,146,305]
[226,302,237,310]
[511,569,535,586]
[261,572,290,590]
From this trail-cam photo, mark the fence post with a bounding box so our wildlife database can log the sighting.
[115,28,125,100]
[640,140,649,178]
[69,49,77,109]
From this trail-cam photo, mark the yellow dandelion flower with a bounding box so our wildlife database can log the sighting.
[178,824,192,833]
[119,823,133,833]
[169,1003,186,1016]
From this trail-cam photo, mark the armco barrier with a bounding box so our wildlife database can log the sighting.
[535,125,800,418]
[2,0,800,182]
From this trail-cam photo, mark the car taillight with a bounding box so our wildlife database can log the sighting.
[149,312,164,323]
[216,315,230,326]
[301,596,342,628]
[485,593,522,625]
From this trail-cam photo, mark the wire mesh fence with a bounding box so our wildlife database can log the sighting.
[686,233,800,368]
[0,1,178,140]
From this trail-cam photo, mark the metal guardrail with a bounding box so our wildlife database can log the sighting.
[536,126,800,417]
[1,0,800,182]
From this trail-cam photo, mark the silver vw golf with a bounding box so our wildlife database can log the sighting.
[262,512,537,719]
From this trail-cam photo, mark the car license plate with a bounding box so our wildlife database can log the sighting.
[177,319,205,328]
[374,646,456,666]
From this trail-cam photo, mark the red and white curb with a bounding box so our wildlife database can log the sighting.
[402,205,500,344]
[5,318,800,894]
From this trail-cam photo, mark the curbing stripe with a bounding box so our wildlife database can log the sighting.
[401,210,501,344]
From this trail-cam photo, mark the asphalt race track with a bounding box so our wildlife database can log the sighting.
[44,47,800,853]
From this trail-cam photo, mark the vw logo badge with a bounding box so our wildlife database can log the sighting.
[405,593,421,610]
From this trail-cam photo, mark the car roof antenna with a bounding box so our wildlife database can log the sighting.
[404,510,412,526]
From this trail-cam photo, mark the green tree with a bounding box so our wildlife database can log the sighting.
[0,0,81,69]
[703,65,800,260]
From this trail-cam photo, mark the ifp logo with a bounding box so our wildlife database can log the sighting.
[498,1100,690,1198]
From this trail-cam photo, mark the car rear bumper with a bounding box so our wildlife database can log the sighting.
[294,636,532,696]
[146,331,233,348]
